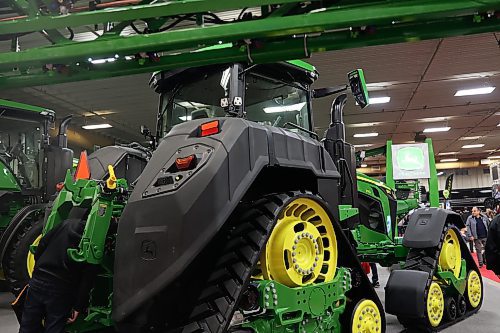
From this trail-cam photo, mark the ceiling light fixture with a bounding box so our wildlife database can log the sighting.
[438,152,458,155]
[370,97,391,104]
[263,102,306,113]
[462,144,484,149]
[354,132,379,138]
[459,136,482,140]
[360,164,368,168]
[454,86,495,96]
[423,127,451,133]
[82,123,113,130]
[354,144,374,148]
[437,171,445,176]
[440,158,458,162]
[356,97,390,105]
[488,155,500,159]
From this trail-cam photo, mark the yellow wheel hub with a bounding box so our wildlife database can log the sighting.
[260,197,338,287]
[427,282,444,327]
[467,270,482,308]
[439,229,462,278]
[26,234,42,278]
[352,299,382,333]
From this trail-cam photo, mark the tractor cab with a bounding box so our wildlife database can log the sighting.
[0,99,73,202]
[151,61,316,140]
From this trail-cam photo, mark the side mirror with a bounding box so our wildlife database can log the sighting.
[348,69,369,108]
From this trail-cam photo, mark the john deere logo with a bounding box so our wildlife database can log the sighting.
[396,147,425,171]
[141,240,157,260]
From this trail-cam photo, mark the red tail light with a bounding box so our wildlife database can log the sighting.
[199,120,220,137]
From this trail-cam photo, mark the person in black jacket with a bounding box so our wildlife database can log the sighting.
[486,213,500,278]
[19,218,98,333]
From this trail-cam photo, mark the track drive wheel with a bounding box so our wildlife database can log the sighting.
[426,282,444,328]
[465,270,482,309]
[2,219,43,295]
[259,197,338,287]
[351,299,382,333]
[438,229,462,278]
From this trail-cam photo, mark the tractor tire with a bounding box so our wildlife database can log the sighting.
[2,218,44,295]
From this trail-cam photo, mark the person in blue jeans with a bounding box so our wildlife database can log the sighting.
[466,206,489,268]
[19,217,97,333]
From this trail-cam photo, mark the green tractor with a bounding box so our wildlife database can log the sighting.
[354,140,482,330]
[34,61,481,333]
[0,99,73,293]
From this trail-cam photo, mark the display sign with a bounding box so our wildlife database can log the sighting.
[391,143,430,180]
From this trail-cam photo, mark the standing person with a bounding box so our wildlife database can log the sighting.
[19,218,98,333]
[486,213,500,278]
[466,207,489,268]
[369,263,379,288]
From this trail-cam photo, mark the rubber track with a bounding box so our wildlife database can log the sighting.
[398,226,482,332]
[172,192,292,333]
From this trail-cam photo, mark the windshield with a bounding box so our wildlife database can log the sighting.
[159,68,229,135]
[245,73,310,130]
[0,117,43,189]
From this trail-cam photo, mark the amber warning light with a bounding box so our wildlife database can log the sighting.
[199,120,220,137]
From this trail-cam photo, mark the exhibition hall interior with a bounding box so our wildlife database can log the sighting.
[0,1,500,333]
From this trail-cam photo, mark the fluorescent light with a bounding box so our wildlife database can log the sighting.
[354,132,378,138]
[354,144,374,148]
[82,123,112,130]
[263,102,306,113]
[350,122,383,128]
[440,158,458,162]
[459,136,482,140]
[370,97,391,104]
[438,152,458,156]
[89,57,116,64]
[356,97,390,105]
[423,127,450,133]
[455,86,495,96]
[360,163,368,168]
[437,171,445,176]
[489,156,500,159]
[480,189,492,193]
[179,116,192,121]
[497,123,500,127]
[462,144,484,149]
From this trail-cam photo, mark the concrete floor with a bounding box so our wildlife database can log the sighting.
[1,267,499,332]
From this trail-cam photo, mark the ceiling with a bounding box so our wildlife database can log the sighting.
[1,32,500,163]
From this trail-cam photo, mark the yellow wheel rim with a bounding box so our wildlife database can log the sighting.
[427,282,444,327]
[260,197,338,287]
[467,270,482,308]
[26,234,42,278]
[351,299,382,333]
[438,229,462,278]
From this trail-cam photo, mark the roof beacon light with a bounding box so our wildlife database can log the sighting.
[200,120,220,137]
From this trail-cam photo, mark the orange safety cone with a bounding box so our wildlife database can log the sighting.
[74,150,91,180]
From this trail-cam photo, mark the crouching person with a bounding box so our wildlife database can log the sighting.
[19,218,97,333]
